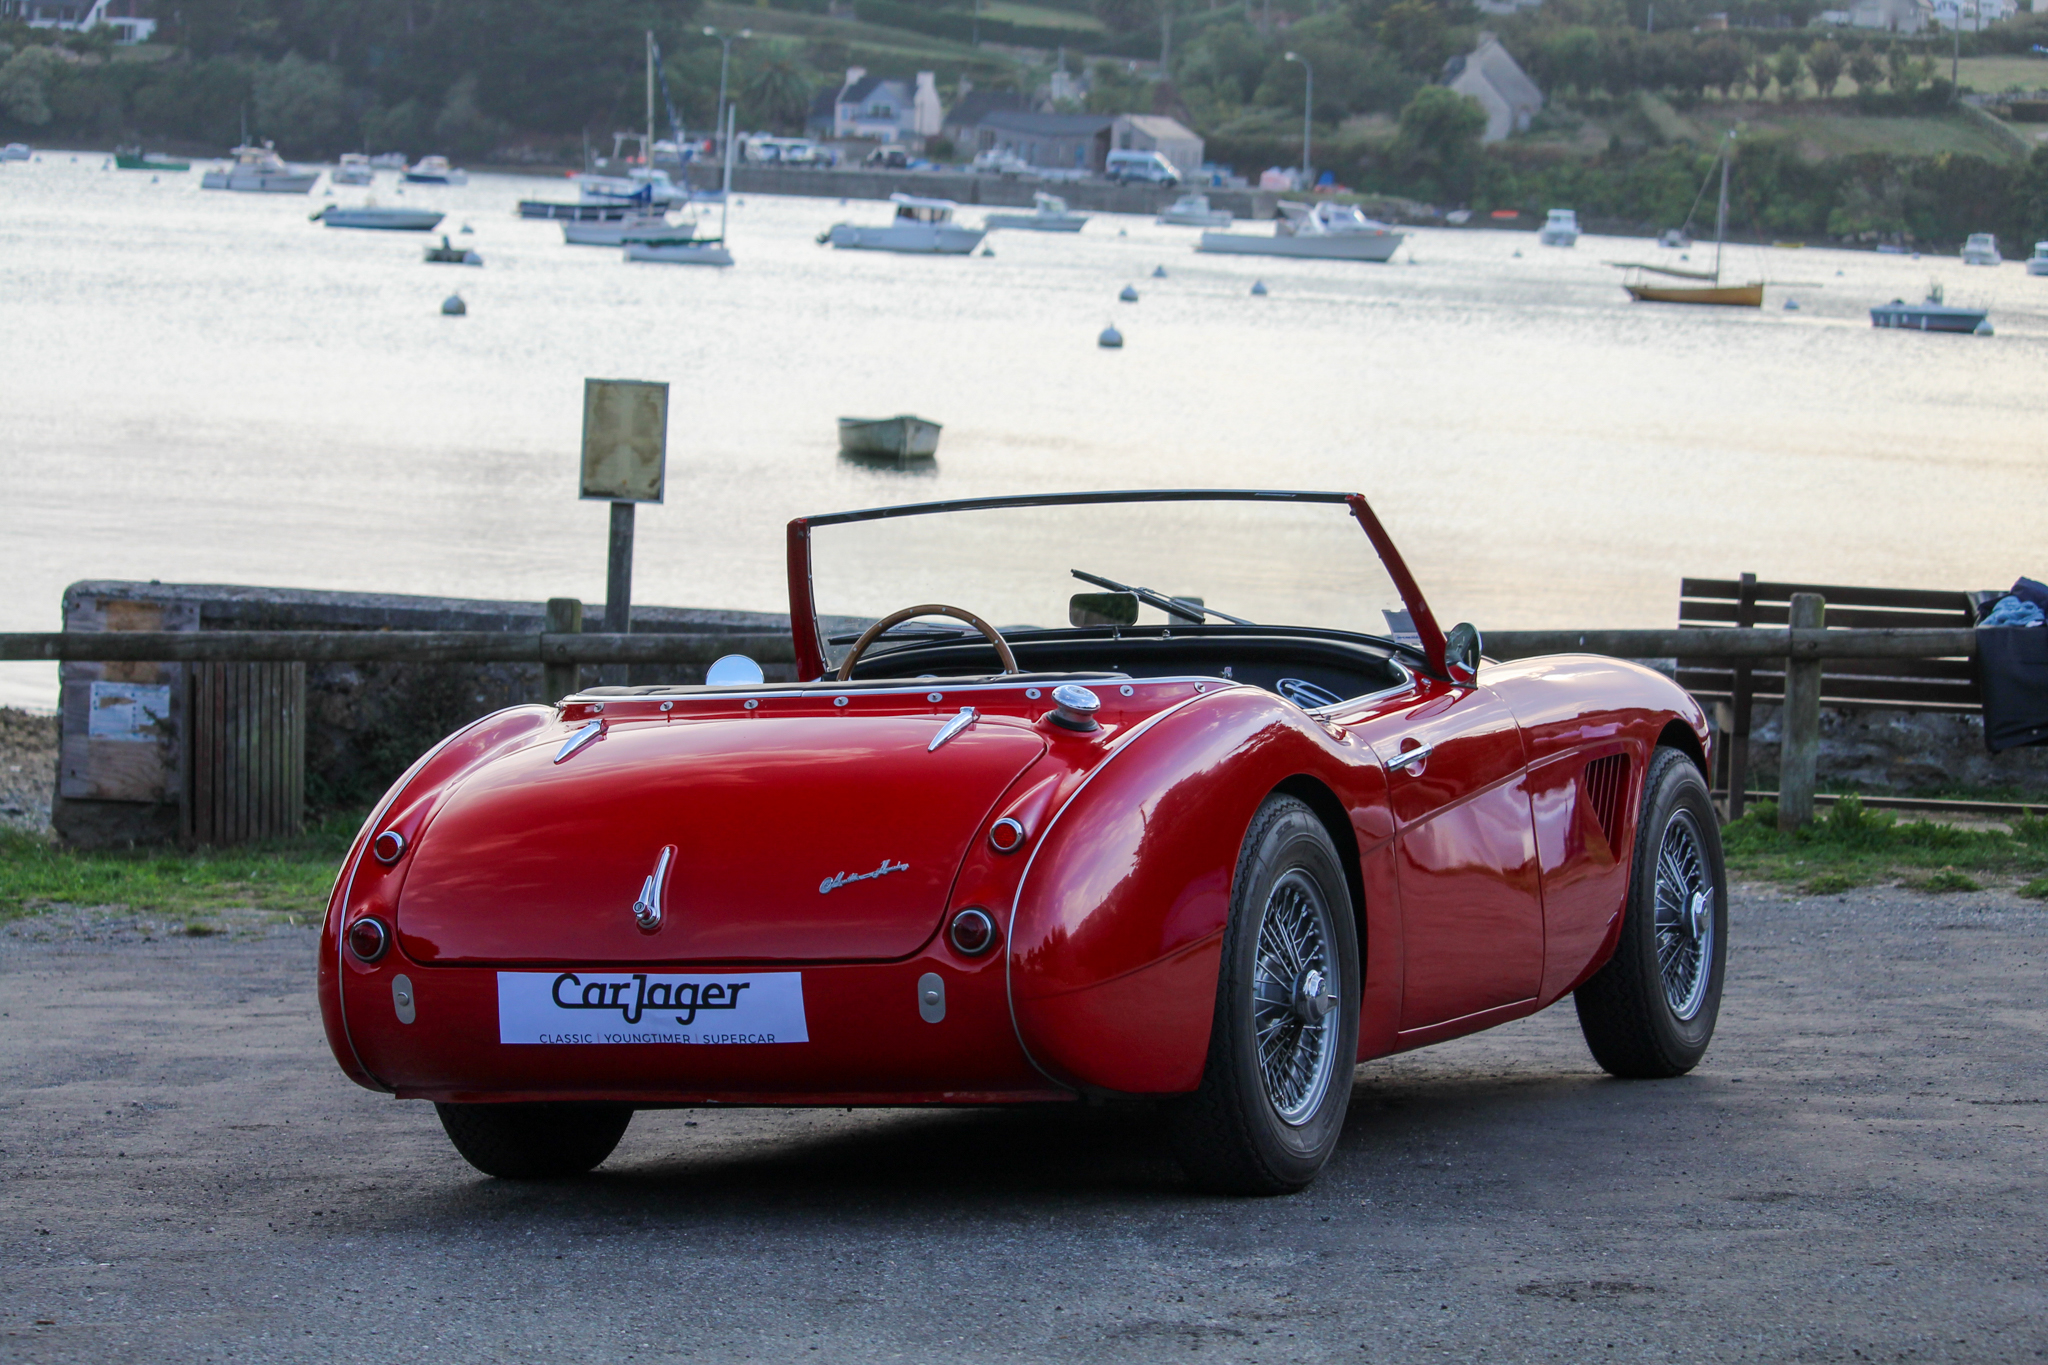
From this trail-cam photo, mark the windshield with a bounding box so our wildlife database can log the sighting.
[799,492,1429,670]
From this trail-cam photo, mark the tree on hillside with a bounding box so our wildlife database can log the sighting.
[1885,43,1927,97]
[741,53,814,133]
[1749,56,1772,100]
[1772,46,1803,101]
[1087,59,1150,115]
[1536,26,1605,98]
[1387,84,1485,199]
[252,52,345,154]
[1092,0,1162,35]
[1699,36,1749,99]
[1806,40,1843,97]
[0,45,65,126]
[433,73,508,159]
[1847,44,1884,94]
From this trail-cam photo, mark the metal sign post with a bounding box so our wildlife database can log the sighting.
[580,378,669,685]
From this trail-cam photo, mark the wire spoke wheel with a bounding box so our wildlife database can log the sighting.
[1652,809,1714,1021]
[1251,868,1339,1126]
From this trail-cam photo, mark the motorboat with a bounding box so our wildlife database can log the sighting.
[1157,193,1233,228]
[824,194,985,254]
[1,143,30,161]
[838,415,942,460]
[404,156,468,186]
[1197,200,1404,262]
[519,199,637,222]
[202,143,320,193]
[1538,208,1580,247]
[115,147,190,172]
[369,152,408,169]
[425,235,483,265]
[2028,242,2048,277]
[314,203,445,231]
[332,153,375,185]
[1871,286,1988,333]
[1961,232,2001,266]
[576,167,690,206]
[983,192,1089,233]
[562,213,693,246]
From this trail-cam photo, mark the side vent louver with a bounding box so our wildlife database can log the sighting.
[1583,753,1628,851]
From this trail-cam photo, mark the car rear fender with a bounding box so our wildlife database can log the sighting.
[1006,688,1378,1095]
[318,704,556,1090]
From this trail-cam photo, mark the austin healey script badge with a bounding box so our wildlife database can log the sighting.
[819,859,909,895]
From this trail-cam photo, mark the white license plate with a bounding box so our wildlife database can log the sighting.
[496,970,808,1045]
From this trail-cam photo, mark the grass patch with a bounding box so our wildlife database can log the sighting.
[1957,55,2048,95]
[1723,794,2048,889]
[0,811,364,923]
[2018,878,2048,900]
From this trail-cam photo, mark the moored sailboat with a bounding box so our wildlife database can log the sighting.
[1614,133,1762,308]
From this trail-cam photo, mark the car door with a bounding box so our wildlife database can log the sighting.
[1340,678,1543,1031]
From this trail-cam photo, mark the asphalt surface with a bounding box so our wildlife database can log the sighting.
[2,884,2044,1364]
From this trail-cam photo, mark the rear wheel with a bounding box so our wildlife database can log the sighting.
[434,1102,633,1179]
[1170,794,1360,1195]
[1574,747,1727,1078]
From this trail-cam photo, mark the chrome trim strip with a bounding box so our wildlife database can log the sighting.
[1003,689,1219,1092]
[554,719,604,763]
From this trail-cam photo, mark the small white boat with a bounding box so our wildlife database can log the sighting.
[1659,228,1691,249]
[838,415,942,460]
[627,237,733,267]
[425,235,483,265]
[562,213,693,246]
[403,155,468,186]
[1197,200,1404,262]
[1157,193,1233,228]
[1538,208,1580,247]
[824,194,985,255]
[983,191,1089,233]
[369,152,408,170]
[2028,242,2048,277]
[1961,232,2001,266]
[332,153,375,186]
[202,143,320,194]
[3,143,33,161]
[576,168,690,206]
[315,203,444,230]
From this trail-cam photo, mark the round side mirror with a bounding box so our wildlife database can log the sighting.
[1444,623,1482,686]
[705,653,766,687]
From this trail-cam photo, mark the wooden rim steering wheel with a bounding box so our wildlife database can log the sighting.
[835,603,1019,681]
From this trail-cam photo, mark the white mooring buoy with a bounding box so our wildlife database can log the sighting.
[1251,280,1268,295]
[1151,265,1167,278]
[1098,325,1123,348]
[1974,319,1994,336]
[442,294,467,316]
[1784,298,1800,310]
[1119,284,1138,302]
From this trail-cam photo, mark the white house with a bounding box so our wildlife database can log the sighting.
[811,68,942,145]
[1441,34,1544,144]
[1842,0,1934,30]
[0,0,156,42]
[1928,0,2012,28]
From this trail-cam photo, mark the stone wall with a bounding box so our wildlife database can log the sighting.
[1732,703,2048,797]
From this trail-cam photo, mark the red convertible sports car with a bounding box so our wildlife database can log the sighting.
[320,490,1726,1194]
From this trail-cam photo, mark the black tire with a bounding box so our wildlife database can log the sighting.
[1170,794,1360,1196]
[434,1102,633,1179]
[1574,746,1728,1079]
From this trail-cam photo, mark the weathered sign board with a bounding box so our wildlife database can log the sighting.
[579,378,669,504]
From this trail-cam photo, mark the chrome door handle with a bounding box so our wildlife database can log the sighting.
[1387,741,1435,772]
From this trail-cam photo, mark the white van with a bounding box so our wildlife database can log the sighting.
[1105,149,1181,186]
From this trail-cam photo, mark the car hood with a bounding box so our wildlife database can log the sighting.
[394,711,1048,966]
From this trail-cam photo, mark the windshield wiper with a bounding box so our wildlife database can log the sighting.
[1071,569,1253,626]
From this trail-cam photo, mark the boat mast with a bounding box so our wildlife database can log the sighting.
[720,104,734,240]
[645,30,656,168]
[1714,131,1732,284]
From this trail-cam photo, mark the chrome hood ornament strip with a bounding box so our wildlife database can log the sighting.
[554,719,603,764]
[633,845,675,931]
[928,706,979,752]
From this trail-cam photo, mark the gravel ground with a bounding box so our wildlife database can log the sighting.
[0,709,56,835]
[1,883,2044,1364]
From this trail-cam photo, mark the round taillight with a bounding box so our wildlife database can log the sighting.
[949,907,997,956]
[988,817,1026,854]
[371,830,406,865]
[347,916,390,963]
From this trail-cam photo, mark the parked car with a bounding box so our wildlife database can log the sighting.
[864,145,911,169]
[971,148,1039,178]
[320,489,1727,1196]
[1106,148,1182,186]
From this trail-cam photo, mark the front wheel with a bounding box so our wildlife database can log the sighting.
[434,1102,633,1179]
[1170,794,1360,1195]
[1574,746,1728,1078]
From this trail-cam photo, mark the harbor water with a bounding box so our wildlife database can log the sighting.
[4,154,2045,709]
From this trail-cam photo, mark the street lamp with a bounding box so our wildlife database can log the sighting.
[1285,50,1312,185]
[703,26,752,165]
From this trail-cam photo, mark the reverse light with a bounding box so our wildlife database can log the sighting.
[347,916,391,963]
[949,907,997,956]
